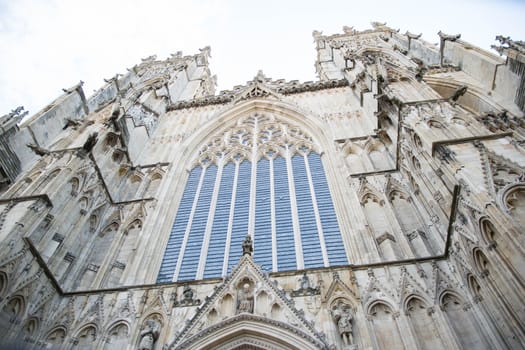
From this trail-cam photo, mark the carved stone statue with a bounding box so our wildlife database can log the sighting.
[332,301,354,346]
[138,319,160,350]
[237,283,254,313]
[242,235,253,256]
[300,272,311,290]
[183,285,193,303]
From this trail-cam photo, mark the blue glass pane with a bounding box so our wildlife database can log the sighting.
[178,165,217,281]
[292,155,324,268]
[309,153,348,266]
[254,158,272,272]
[227,161,251,272]
[273,156,296,271]
[203,163,235,278]
[157,167,202,283]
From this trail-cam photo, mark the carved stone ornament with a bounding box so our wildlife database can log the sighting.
[331,300,354,346]
[236,281,254,314]
[291,272,321,297]
[175,285,201,307]
[138,319,160,350]
[242,235,253,256]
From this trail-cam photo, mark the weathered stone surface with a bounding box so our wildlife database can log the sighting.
[0,24,524,349]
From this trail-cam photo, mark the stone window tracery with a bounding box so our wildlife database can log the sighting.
[157,113,348,282]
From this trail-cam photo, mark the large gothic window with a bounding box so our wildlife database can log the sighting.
[157,114,348,282]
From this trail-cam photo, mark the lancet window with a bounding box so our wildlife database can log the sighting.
[157,113,348,282]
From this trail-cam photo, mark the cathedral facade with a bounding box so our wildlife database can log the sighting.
[0,23,524,349]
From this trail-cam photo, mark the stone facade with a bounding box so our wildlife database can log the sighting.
[0,24,524,349]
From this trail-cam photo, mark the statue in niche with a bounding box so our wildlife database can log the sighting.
[237,282,254,313]
[331,301,354,346]
[242,235,253,256]
[138,319,160,350]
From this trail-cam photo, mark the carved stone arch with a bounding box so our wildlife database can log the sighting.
[467,273,482,299]
[103,320,131,349]
[479,217,497,246]
[180,99,334,171]
[330,296,356,313]
[124,218,143,233]
[425,77,503,115]
[438,289,466,309]
[404,295,445,350]
[220,293,235,317]
[34,167,62,193]
[44,325,67,347]
[499,183,525,227]
[68,176,80,196]
[3,294,26,320]
[387,188,410,202]
[363,137,385,153]
[402,294,432,314]
[168,314,329,350]
[472,248,491,277]
[439,290,490,349]
[74,322,98,347]
[359,189,384,206]
[139,311,165,327]
[366,299,397,318]
[0,270,7,297]
[23,316,40,337]
[135,312,165,349]
[100,221,120,236]
[366,300,405,350]
[342,141,363,156]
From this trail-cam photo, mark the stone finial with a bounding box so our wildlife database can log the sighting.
[312,30,323,39]
[254,70,266,83]
[342,26,355,35]
[242,235,253,256]
[199,46,211,57]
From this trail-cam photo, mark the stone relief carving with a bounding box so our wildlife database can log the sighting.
[126,104,159,135]
[175,285,200,307]
[331,300,354,347]
[236,281,254,314]
[291,272,321,297]
[138,319,160,350]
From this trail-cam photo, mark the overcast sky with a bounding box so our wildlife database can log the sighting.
[1,0,524,116]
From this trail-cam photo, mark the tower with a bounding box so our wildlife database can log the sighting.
[0,24,524,349]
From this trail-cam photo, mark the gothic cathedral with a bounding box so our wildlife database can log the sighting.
[0,23,524,349]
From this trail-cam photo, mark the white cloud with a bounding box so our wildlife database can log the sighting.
[1,0,524,115]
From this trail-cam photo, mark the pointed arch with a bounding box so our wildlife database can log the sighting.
[168,314,328,350]
[367,301,405,350]
[440,290,489,349]
[44,325,67,349]
[404,296,445,350]
[74,323,98,348]
[158,98,349,281]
